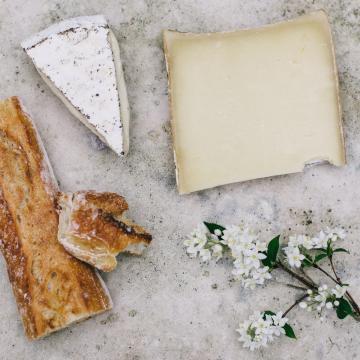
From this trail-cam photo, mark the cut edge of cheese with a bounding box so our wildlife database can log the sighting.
[163,10,346,194]
[22,15,130,156]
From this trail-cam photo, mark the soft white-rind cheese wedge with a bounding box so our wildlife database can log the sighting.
[22,15,130,156]
[163,10,346,194]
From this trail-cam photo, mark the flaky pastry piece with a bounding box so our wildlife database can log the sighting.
[57,191,152,272]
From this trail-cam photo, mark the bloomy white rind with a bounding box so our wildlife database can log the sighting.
[21,15,107,50]
[22,15,129,156]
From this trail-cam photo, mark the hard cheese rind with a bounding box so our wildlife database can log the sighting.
[22,15,129,156]
[0,97,112,340]
[163,10,346,194]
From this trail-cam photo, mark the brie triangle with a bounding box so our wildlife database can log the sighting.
[22,15,129,156]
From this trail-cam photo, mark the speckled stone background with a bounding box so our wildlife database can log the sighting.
[0,0,359,359]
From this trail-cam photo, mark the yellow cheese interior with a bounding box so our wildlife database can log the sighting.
[164,11,345,194]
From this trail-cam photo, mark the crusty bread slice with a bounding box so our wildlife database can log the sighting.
[57,191,152,272]
[0,97,112,340]
[21,15,130,156]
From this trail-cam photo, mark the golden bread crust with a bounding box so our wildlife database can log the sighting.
[58,191,152,272]
[0,97,112,340]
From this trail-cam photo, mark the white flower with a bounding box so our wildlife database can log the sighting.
[199,248,211,262]
[284,246,305,268]
[326,302,333,309]
[326,227,346,242]
[301,236,315,250]
[252,267,272,285]
[185,224,227,262]
[331,284,348,298]
[232,260,252,278]
[214,229,222,236]
[312,228,346,249]
[299,302,307,309]
[223,226,271,289]
[237,311,287,351]
[312,230,328,249]
[271,312,288,336]
[184,223,209,258]
[185,245,199,258]
[243,277,259,290]
[314,290,327,307]
[299,284,346,316]
[222,225,243,248]
[255,241,267,252]
[288,235,304,247]
[186,224,272,290]
[211,244,223,261]
[244,248,267,269]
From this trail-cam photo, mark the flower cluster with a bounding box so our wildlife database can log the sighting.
[183,223,224,262]
[222,226,271,289]
[184,222,358,351]
[184,224,272,289]
[237,311,288,351]
[283,227,346,268]
[299,284,348,315]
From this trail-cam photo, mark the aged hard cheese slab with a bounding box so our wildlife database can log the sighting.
[22,15,129,156]
[0,97,112,340]
[163,11,345,194]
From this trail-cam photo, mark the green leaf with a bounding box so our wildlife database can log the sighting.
[333,248,350,254]
[304,253,313,262]
[261,256,271,267]
[283,323,296,339]
[302,259,313,268]
[267,236,280,263]
[336,298,353,319]
[203,222,225,235]
[263,310,276,318]
[314,253,328,263]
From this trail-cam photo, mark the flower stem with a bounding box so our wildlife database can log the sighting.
[276,261,316,290]
[329,256,360,316]
[299,268,316,286]
[329,256,340,282]
[312,264,339,284]
[313,261,360,316]
[286,284,308,291]
[283,293,308,317]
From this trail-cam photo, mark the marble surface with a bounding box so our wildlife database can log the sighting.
[0,0,359,359]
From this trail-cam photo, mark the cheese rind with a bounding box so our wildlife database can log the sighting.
[164,10,345,194]
[22,15,129,156]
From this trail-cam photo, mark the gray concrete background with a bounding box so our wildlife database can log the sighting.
[0,0,359,359]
